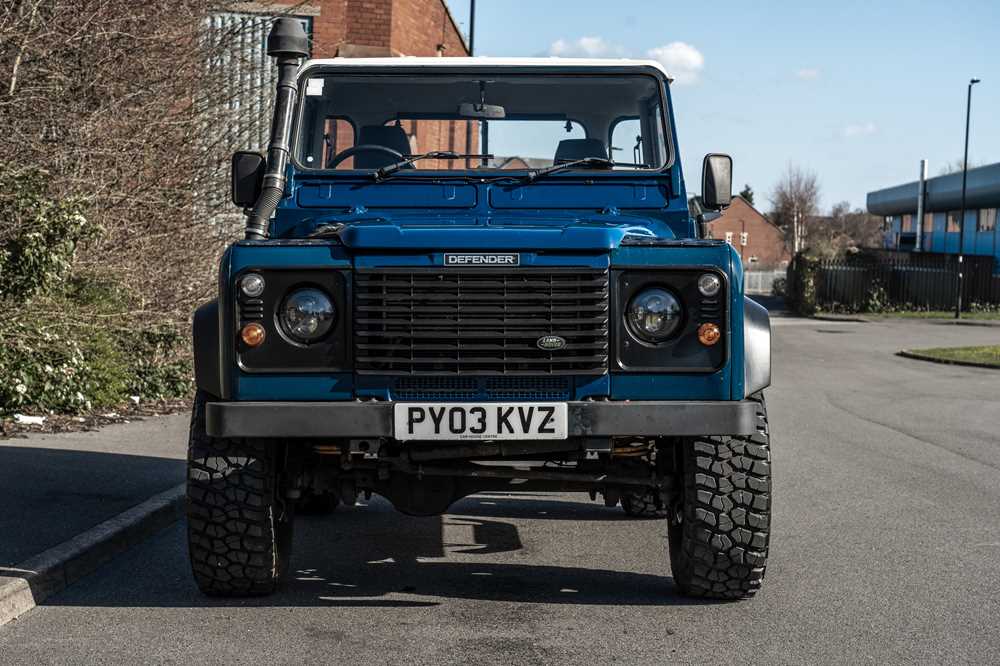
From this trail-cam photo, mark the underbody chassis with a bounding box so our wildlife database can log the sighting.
[206,398,758,515]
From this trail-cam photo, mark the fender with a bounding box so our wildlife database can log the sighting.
[743,296,771,397]
[192,300,222,398]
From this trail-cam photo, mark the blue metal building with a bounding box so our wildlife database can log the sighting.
[867,162,1000,267]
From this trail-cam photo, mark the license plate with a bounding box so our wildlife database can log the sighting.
[393,402,568,441]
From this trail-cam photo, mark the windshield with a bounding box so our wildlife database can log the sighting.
[294,72,669,172]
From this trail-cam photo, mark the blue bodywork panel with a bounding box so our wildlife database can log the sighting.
[215,75,749,405]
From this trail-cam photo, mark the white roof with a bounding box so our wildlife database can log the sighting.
[300,57,673,82]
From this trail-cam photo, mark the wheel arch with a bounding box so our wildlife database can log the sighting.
[743,296,771,397]
[193,300,223,398]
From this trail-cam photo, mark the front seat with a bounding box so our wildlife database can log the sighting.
[554,138,608,164]
[355,125,413,169]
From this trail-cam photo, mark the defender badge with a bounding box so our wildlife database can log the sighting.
[444,253,520,266]
[537,335,566,351]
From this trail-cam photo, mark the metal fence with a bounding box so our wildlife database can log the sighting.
[744,270,786,296]
[815,252,1000,311]
[198,12,314,236]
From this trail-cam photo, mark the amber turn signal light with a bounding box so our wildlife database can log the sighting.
[241,322,266,347]
[697,322,721,346]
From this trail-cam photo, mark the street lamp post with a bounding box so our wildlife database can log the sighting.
[955,77,980,319]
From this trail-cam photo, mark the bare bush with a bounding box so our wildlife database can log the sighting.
[0,0,285,322]
[0,1,300,412]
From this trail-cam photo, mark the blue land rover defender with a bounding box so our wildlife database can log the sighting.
[188,19,772,599]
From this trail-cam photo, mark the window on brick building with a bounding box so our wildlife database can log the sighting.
[946,211,961,232]
[978,208,996,232]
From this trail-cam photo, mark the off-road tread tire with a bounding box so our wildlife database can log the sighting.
[621,490,669,518]
[668,392,770,599]
[186,391,292,597]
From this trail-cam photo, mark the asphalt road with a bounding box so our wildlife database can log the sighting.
[2,316,999,664]
[0,416,186,566]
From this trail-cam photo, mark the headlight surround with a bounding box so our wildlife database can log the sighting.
[279,287,335,343]
[625,287,683,343]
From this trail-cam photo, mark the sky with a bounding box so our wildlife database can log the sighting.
[444,0,1000,212]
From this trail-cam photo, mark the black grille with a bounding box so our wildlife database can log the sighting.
[355,268,609,375]
[393,376,573,400]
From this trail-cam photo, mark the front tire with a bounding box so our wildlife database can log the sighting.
[668,393,771,599]
[186,391,294,596]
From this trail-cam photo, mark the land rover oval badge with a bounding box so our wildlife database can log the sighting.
[537,335,566,351]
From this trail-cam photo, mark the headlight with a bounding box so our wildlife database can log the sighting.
[279,288,335,343]
[697,273,721,297]
[239,273,265,298]
[626,287,683,343]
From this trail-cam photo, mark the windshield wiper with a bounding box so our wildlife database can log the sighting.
[373,151,493,181]
[524,157,648,183]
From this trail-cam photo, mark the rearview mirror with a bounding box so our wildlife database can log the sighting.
[458,102,506,119]
[231,151,265,208]
[701,153,733,210]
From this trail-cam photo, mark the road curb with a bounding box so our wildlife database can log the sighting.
[0,483,185,627]
[812,314,869,323]
[896,350,1000,370]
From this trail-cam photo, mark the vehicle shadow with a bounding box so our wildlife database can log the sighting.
[43,493,713,609]
[450,493,647,522]
[0,445,184,566]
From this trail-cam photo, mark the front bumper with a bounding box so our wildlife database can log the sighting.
[206,400,759,439]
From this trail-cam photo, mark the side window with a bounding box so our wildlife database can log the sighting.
[923,212,934,232]
[610,118,643,166]
[901,214,913,232]
[322,118,355,169]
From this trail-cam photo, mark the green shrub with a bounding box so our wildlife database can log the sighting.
[771,277,787,298]
[0,170,95,304]
[123,327,193,400]
[0,172,191,415]
[861,279,890,313]
[0,301,130,413]
[0,286,192,415]
[785,252,820,316]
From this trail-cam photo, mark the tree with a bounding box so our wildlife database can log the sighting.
[739,184,754,206]
[938,159,981,176]
[803,201,882,258]
[768,165,821,254]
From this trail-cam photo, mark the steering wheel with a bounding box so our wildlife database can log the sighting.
[326,144,404,169]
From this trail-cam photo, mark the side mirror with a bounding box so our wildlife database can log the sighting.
[701,153,733,210]
[231,151,265,208]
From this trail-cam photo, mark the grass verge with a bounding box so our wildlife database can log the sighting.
[899,345,1000,369]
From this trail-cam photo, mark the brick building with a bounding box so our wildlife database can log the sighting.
[300,0,469,58]
[701,196,791,270]
[218,1,470,141]
[251,0,473,168]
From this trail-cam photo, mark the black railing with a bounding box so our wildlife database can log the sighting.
[813,251,1000,311]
